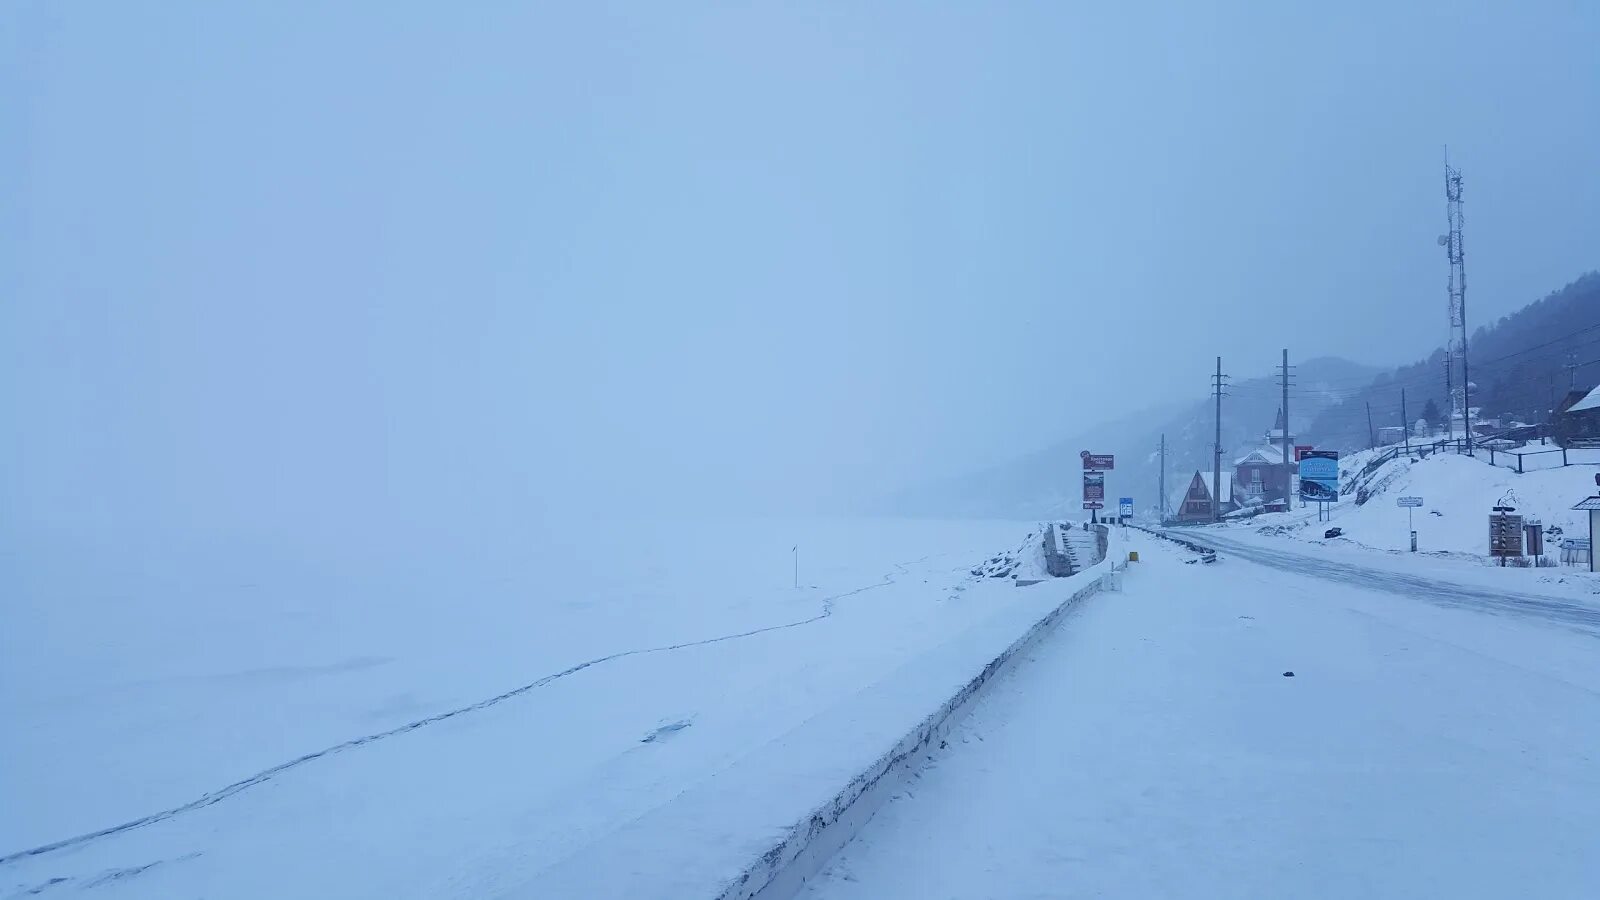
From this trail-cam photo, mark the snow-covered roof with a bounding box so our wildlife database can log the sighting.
[1190,471,1232,502]
[1233,444,1287,466]
[1167,470,1234,515]
[1570,384,1600,413]
[1168,482,1191,515]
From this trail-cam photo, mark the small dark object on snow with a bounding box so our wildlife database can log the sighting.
[1282,671,1295,677]
[1324,527,1343,539]
[641,719,693,743]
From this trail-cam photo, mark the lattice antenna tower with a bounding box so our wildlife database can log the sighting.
[1439,149,1471,448]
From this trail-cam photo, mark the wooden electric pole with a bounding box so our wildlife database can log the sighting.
[1280,349,1293,510]
[1159,433,1167,525]
[1401,388,1412,457]
[1212,357,1226,522]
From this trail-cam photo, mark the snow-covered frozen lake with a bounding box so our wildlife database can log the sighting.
[2,516,1062,897]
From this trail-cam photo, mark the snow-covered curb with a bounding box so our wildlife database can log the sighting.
[508,531,1121,900]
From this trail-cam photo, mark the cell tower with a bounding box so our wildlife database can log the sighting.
[1440,151,1471,450]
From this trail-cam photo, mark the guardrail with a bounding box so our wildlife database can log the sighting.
[1128,523,1216,560]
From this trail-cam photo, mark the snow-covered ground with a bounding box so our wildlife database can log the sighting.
[1189,450,1600,601]
[1,516,1102,898]
[805,529,1600,899]
[1255,446,1599,557]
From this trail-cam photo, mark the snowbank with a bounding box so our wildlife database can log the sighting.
[1237,451,1599,558]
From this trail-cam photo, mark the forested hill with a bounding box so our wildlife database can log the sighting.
[1305,272,1600,450]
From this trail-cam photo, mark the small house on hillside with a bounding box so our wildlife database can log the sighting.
[1233,444,1290,510]
[1556,386,1600,447]
[1231,407,1294,511]
[1170,470,1234,523]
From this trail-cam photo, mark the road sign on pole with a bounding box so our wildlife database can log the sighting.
[1080,451,1115,470]
[1118,497,1134,518]
[1397,496,1423,551]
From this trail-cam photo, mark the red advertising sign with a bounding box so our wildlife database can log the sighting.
[1294,445,1314,461]
[1080,450,1115,470]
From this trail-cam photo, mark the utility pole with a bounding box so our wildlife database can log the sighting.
[1279,349,1294,510]
[1443,356,1454,442]
[1365,401,1376,449]
[1401,388,1411,457]
[1568,352,1581,390]
[1158,433,1167,525]
[1212,357,1227,522]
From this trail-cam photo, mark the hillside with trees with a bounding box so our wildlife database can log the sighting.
[1304,272,1600,450]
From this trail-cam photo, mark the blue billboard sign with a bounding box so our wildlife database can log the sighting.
[1298,450,1340,502]
[1119,497,1134,517]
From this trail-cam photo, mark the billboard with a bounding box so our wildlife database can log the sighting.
[1083,472,1105,501]
[1298,450,1339,502]
[1118,497,1134,517]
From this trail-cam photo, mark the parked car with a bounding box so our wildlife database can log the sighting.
[1324,527,1343,539]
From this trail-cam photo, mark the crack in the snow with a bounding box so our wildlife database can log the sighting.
[0,559,925,867]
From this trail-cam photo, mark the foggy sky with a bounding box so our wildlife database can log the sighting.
[4,1,1598,532]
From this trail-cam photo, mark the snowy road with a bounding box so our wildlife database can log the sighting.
[1176,529,1600,636]
[804,531,1600,899]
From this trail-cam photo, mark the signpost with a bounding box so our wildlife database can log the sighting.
[1079,451,1114,522]
[1298,450,1340,520]
[1119,497,1134,519]
[1525,517,1544,563]
[1397,496,1423,552]
[1080,451,1115,470]
[1489,506,1524,565]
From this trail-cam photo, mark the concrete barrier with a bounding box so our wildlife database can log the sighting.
[1042,524,1073,577]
